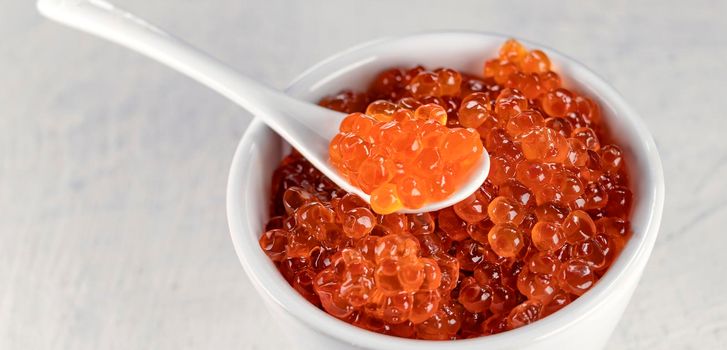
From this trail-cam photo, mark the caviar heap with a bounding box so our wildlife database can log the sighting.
[329,80,484,213]
[260,39,633,340]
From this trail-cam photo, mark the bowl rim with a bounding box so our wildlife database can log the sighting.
[226,31,665,349]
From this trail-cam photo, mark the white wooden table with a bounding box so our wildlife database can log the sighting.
[1,0,725,348]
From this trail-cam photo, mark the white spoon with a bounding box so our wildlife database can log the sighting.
[37,0,490,213]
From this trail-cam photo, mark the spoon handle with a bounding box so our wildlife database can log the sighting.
[37,0,342,140]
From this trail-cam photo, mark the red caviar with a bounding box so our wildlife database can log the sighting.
[330,102,484,213]
[260,39,633,340]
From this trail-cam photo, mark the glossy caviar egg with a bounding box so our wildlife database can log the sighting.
[458,276,493,313]
[261,38,633,340]
[356,155,395,193]
[259,229,288,262]
[541,88,575,118]
[487,196,526,225]
[562,210,597,244]
[369,68,403,99]
[600,144,624,172]
[282,187,313,215]
[506,72,543,99]
[506,110,545,137]
[488,223,525,258]
[495,88,528,120]
[531,221,566,251]
[572,127,601,151]
[409,72,442,98]
[558,258,596,295]
[339,112,377,135]
[488,155,515,186]
[458,92,491,128]
[522,50,551,74]
[319,89,368,113]
[370,183,403,214]
[410,290,441,323]
[441,128,484,164]
[343,207,375,239]
[414,104,448,125]
[494,61,519,85]
[436,68,462,96]
[499,39,528,62]
[395,176,429,209]
[453,188,490,223]
[366,100,398,121]
[539,71,561,92]
[499,180,536,210]
[507,300,543,329]
[519,126,568,163]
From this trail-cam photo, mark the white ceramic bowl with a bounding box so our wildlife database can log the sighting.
[226,32,664,350]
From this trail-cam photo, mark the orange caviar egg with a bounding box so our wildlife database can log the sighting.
[339,112,377,135]
[565,137,589,167]
[436,68,462,96]
[458,92,492,129]
[409,72,441,98]
[507,300,543,329]
[522,50,551,74]
[410,290,441,323]
[562,210,597,244]
[458,276,493,313]
[546,117,574,138]
[396,176,430,209]
[539,71,562,92]
[572,127,601,151]
[600,144,624,172]
[414,104,448,125]
[453,188,490,223]
[438,207,470,241]
[506,110,545,137]
[370,183,403,214]
[418,120,448,148]
[487,196,526,225]
[531,221,566,251]
[488,223,524,258]
[259,229,288,262]
[519,126,569,163]
[558,259,595,295]
[369,68,403,99]
[357,155,395,193]
[541,88,575,118]
[366,100,398,121]
[319,89,368,113]
[261,38,634,340]
[499,39,528,63]
[506,72,543,99]
[494,61,519,85]
[441,128,484,165]
[495,88,529,120]
[488,155,515,186]
[483,59,499,78]
[343,207,375,239]
[398,96,422,110]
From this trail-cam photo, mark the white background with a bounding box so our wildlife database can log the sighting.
[1,0,725,349]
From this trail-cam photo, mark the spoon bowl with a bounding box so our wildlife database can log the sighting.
[36,0,490,213]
